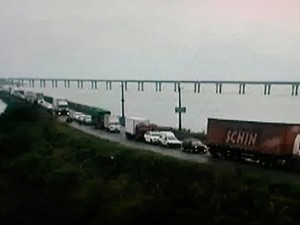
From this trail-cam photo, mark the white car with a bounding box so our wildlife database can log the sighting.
[83,115,92,125]
[144,131,161,144]
[159,131,182,148]
[78,114,86,124]
[72,111,83,121]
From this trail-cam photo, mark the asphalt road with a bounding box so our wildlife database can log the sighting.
[61,117,210,164]
[58,116,300,183]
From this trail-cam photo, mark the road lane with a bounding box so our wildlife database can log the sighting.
[59,117,210,163]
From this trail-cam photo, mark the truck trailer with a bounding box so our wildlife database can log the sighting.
[207,118,300,166]
[125,117,151,140]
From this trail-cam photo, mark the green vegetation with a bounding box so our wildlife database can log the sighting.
[2,98,300,224]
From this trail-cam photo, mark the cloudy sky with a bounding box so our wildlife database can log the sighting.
[0,0,300,81]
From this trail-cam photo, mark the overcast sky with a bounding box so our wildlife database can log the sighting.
[0,0,300,81]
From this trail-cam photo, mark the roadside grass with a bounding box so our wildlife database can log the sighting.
[1,94,300,224]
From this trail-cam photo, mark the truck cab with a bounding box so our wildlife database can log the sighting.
[53,98,70,116]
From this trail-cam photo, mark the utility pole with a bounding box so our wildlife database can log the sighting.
[120,81,125,126]
[175,83,186,131]
[178,84,182,130]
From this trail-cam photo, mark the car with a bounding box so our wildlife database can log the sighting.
[181,138,207,154]
[71,111,83,121]
[159,131,182,148]
[144,131,161,144]
[77,114,85,124]
[83,115,92,125]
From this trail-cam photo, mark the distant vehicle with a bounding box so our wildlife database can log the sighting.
[159,131,182,148]
[13,90,25,99]
[104,114,121,133]
[35,92,44,103]
[37,99,45,105]
[24,91,36,103]
[83,115,92,125]
[207,118,300,166]
[182,138,207,154]
[125,117,151,140]
[71,111,83,121]
[78,114,86,124]
[52,98,70,116]
[144,131,161,144]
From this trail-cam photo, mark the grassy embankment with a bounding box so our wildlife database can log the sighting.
[2,93,300,225]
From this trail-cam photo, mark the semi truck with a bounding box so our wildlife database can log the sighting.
[24,91,36,103]
[207,118,300,166]
[52,98,70,116]
[104,114,121,133]
[125,117,152,140]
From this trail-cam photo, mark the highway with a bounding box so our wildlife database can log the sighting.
[60,117,210,164]
[58,117,300,183]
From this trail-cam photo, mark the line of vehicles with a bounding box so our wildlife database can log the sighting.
[4,85,300,169]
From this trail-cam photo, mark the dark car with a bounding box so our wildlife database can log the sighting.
[182,138,207,154]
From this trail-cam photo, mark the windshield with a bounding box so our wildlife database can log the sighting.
[167,136,177,140]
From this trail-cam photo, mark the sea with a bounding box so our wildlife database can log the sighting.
[20,82,300,132]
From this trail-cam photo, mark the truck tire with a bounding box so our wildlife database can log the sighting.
[209,148,219,158]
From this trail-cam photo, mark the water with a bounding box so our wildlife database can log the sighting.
[0,100,6,114]
[22,82,300,132]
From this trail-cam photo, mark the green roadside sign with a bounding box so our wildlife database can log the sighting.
[175,107,186,113]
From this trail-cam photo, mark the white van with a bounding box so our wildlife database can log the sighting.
[159,131,182,148]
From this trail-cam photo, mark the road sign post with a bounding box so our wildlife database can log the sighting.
[175,84,186,131]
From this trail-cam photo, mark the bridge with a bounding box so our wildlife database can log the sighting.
[1,77,300,96]
[1,77,299,130]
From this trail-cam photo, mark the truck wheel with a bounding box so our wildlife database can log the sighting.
[209,148,219,158]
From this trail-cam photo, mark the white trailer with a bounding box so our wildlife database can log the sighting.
[125,116,150,139]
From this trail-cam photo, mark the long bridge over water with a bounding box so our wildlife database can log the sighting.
[1,77,300,96]
[1,77,300,130]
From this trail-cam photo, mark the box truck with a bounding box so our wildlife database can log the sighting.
[104,114,121,133]
[125,117,151,140]
[52,98,70,116]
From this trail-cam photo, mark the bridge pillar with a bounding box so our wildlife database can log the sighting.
[155,82,162,92]
[174,82,180,92]
[239,83,246,95]
[137,82,144,91]
[264,84,271,95]
[106,81,112,90]
[194,83,200,93]
[215,83,222,94]
[77,80,83,89]
[291,84,299,96]
[29,79,35,88]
